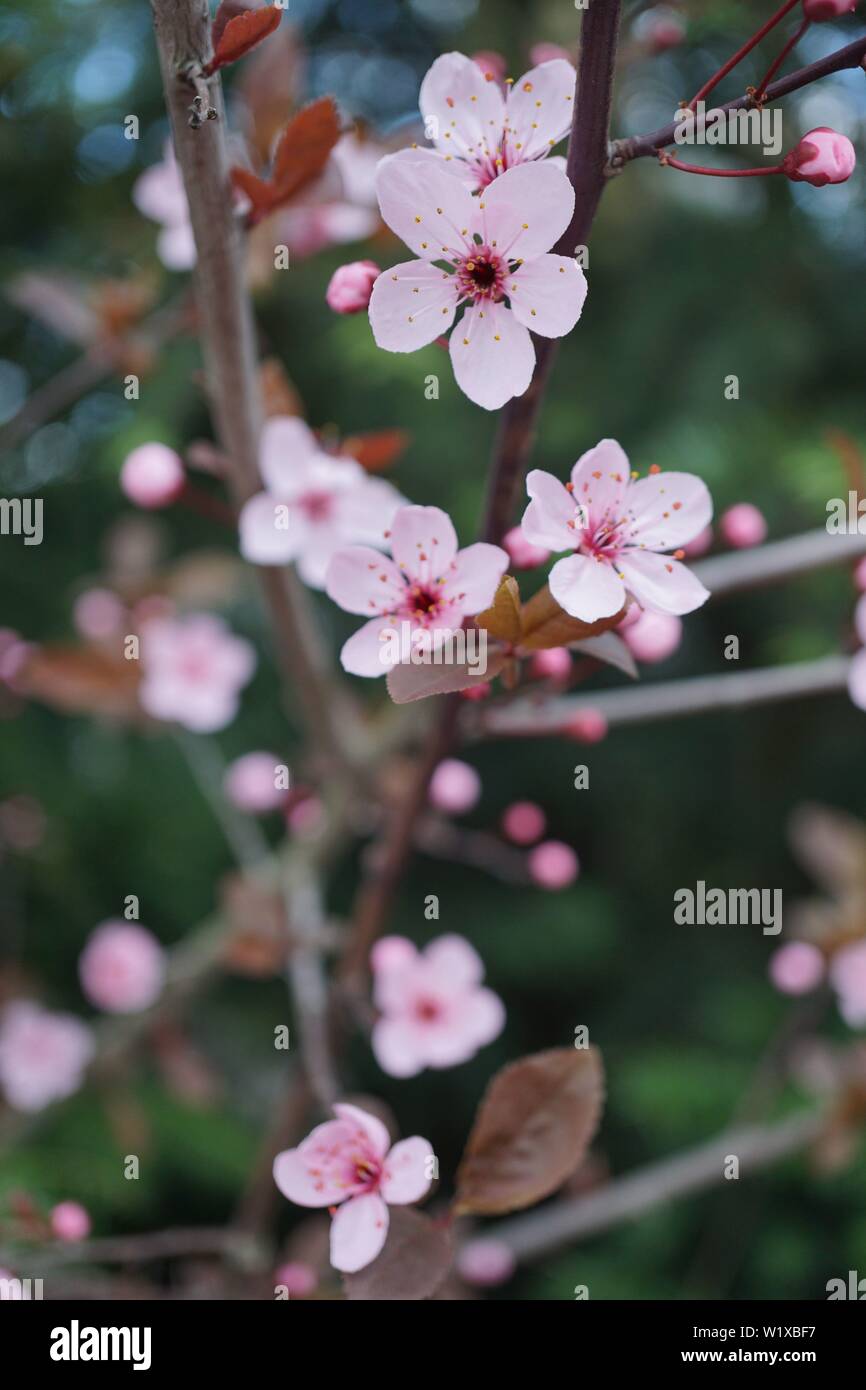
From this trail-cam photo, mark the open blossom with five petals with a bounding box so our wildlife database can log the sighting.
[139,612,255,733]
[325,504,508,676]
[371,934,505,1078]
[521,439,713,622]
[238,417,402,586]
[273,1103,433,1272]
[418,51,576,192]
[368,157,587,410]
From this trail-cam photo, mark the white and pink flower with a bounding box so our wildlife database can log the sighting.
[325,504,508,677]
[370,934,505,1078]
[273,1102,433,1273]
[238,417,402,586]
[521,439,712,622]
[139,612,255,733]
[132,143,195,271]
[368,157,587,410]
[419,51,576,192]
[0,1001,94,1113]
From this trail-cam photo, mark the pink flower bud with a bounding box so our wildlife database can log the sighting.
[78,921,166,1014]
[528,840,579,890]
[854,556,866,592]
[501,800,546,845]
[529,43,572,65]
[274,1261,318,1296]
[457,1237,516,1287]
[50,1201,91,1243]
[72,588,125,642]
[428,758,481,815]
[224,751,287,813]
[471,50,507,85]
[530,647,571,681]
[720,503,767,549]
[768,941,825,995]
[459,682,491,701]
[783,127,856,187]
[855,593,866,645]
[566,708,608,743]
[802,0,857,19]
[120,443,185,509]
[325,260,380,314]
[622,610,683,664]
[503,525,550,570]
[683,524,713,558]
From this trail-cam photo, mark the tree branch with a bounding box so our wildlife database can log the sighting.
[692,526,866,598]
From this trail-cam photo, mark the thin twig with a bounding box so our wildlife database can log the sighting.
[692,526,866,597]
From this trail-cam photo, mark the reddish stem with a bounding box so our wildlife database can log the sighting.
[660,153,785,178]
[689,0,801,110]
[753,17,811,100]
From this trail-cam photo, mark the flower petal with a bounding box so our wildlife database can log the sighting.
[423,933,484,989]
[847,648,866,711]
[624,471,713,550]
[509,254,587,338]
[340,617,400,677]
[549,553,626,622]
[522,468,578,550]
[419,52,506,163]
[439,542,509,614]
[390,505,458,581]
[330,1193,390,1273]
[380,1137,434,1205]
[325,546,406,616]
[238,491,298,565]
[333,1102,391,1159]
[259,416,324,495]
[372,1016,427,1077]
[375,150,478,260]
[570,439,631,530]
[449,300,534,411]
[335,476,404,549]
[505,60,576,161]
[369,258,457,352]
[617,549,710,615]
[479,162,574,260]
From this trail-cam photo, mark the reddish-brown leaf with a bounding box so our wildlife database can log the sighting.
[454,1047,605,1216]
[340,430,409,474]
[386,649,506,705]
[228,166,276,223]
[475,576,522,645]
[205,5,282,75]
[17,645,141,720]
[518,583,626,651]
[230,98,340,224]
[343,1208,452,1301]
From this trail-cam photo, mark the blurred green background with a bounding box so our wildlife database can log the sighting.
[1,0,865,1299]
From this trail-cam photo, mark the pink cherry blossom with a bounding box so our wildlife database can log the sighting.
[370,934,505,1078]
[471,50,507,86]
[528,840,579,889]
[829,940,866,1026]
[139,612,255,733]
[502,800,546,845]
[566,708,608,743]
[326,260,380,314]
[853,556,866,592]
[783,128,856,186]
[622,609,683,664]
[78,921,166,1014]
[418,51,576,192]
[224,751,287,813]
[768,941,825,996]
[457,1237,516,1287]
[132,143,196,270]
[849,649,866,711]
[274,1262,318,1296]
[803,0,857,19]
[530,646,571,681]
[683,524,713,558]
[521,440,712,622]
[273,1102,434,1273]
[50,1201,91,1242]
[237,416,402,585]
[428,758,481,814]
[368,156,587,410]
[503,524,550,569]
[0,1001,94,1112]
[720,502,767,549]
[325,504,508,677]
[120,443,185,509]
[72,588,126,642]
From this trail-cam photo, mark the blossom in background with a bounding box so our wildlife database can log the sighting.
[501,800,546,845]
[50,1202,91,1242]
[521,439,712,622]
[428,758,481,814]
[768,941,825,995]
[120,442,186,509]
[528,841,580,889]
[369,157,587,410]
[621,609,683,664]
[268,133,381,262]
[325,504,508,676]
[720,503,767,549]
[418,51,576,191]
[224,751,287,813]
[370,935,505,1078]
[238,416,402,585]
[78,921,166,1014]
[829,940,866,1026]
[0,1001,94,1112]
[326,260,380,314]
[139,612,255,732]
[273,1102,433,1272]
[132,143,196,271]
[847,594,866,710]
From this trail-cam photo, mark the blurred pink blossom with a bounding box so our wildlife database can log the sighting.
[224,751,287,813]
[503,525,550,570]
[457,1237,516,1287]
[132,143,196,270]
[530,647,571,681]
[501,800,546,845]
[50,1201,91,1243]
[326,260,380,314]
[428,758,481,815]
[768,941,825,995]
[803,0,857,17]
[622,609,683,664]
[566,708,608,743]
[72,588,126,642]
[120,443,185,509]
[522,442,712,622]
[529,840,579,890]
[370,934,505,1078]
[720,503,767,549]
[238,416,402,584]
[273,134,381,260]
[471,50,507,85]
[633,6,687,52]
[274,1261,318,1296]
[854,556,866,592]
[286,793,325,838]
[326,505,508,677]
[273,1102,433,1272]
[683,524,713,558]
[0,1001,94,1112]
[829,940,866,1026]
[139,612,255,732]
[78,921,166,1014]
